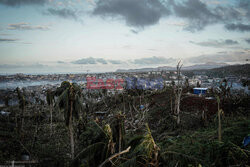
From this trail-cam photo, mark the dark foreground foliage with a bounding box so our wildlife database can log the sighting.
[0,82,249,167]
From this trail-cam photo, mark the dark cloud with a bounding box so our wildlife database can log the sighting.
[0,64,20,68]
[166,0,246,32]
[108,60,122,64]
[213,6,242,22]
[130,29,139,34]
[72,57,174,65]
[224,39,239,45]
[90,0,249,32]
[225,23,250,32]
[169,0,220,31]
[238,0,250,20]
[71,57,124,64]
[187,52,250,63]
[57,61,65,64]
[190,39,239,48]
[72,57,109,65]
[72,57,97,64]
[46,8,78,20]
[133,56,175,65]
[96,58,108,64]
[217,51,227,54]
[1,0,248,33]
[71,57,123,65]
[0,38,19,42]
[7,23,49,31]
[0,63,47,69]
[93,0,170,28]
[0,0,47,7]
[245,39,250,44]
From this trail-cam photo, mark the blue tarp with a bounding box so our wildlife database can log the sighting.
[193,88,207,95]
[243,136,250,147]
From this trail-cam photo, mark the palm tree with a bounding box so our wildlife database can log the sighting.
[170,80,175,113]
[55,81,85,159]
[46,89,55,135]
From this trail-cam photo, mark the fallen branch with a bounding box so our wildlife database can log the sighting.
[18,140,31,159]
[98,146,131,167]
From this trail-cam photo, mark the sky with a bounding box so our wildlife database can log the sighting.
[0,0,250,74]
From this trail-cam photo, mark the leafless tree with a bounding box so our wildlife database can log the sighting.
[174,61,183,125]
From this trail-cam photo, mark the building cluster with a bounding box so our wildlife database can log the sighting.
[0,70,249,107]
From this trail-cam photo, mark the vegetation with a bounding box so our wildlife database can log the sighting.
[0,78,249,167]
[55,81,85,159]
[46,89,55,135]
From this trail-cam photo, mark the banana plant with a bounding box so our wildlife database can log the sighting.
[46,89,55,135]
[55,81,85,159]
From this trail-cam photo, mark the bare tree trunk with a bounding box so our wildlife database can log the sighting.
[21,108,24,130]
[32,112,39,149]
[170,93,173,113]
[174,96,177,114]
[176,86,182,125]
[216,96,222,141]
[123,93,125,113]
[119,122,122,154]
[69,101,74,159]
[175,61,183,125]
[218,110,221,141]
[216,96,223,141]
[15,114,18,128]
[20,97,26,130]
[140,95,142,106]
[176,99,180,124]
[50,104,53,135]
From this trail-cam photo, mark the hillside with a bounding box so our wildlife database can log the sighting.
[183,64,250,78]
[116,62,228,73]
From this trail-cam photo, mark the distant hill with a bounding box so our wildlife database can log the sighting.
[183,64,250,78]
[116,62,228,73]
[182,62,228,70]
[116,67,159,73]
[116,63,250,78]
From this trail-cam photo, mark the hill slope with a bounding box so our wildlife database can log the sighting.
[183,64,250,78]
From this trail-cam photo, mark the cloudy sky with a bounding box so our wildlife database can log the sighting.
[0,0,250,74]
